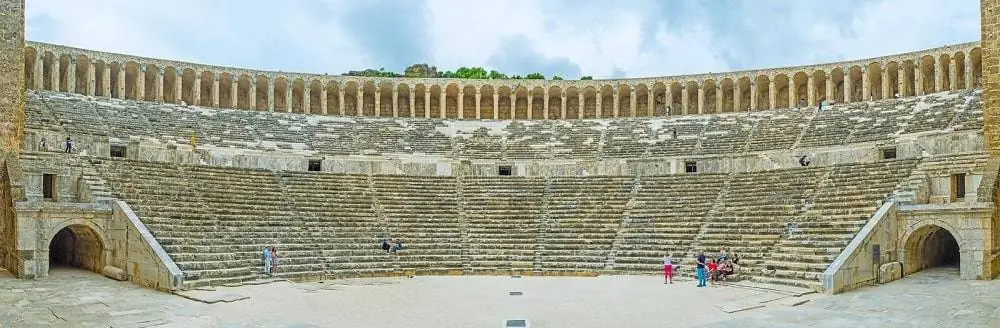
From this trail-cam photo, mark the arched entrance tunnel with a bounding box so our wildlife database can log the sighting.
[905,225,960,274]
[48,225,105,273]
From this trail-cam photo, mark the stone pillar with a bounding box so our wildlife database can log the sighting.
[266,80,274,112]
[807,75,815,106]
[475,91,481,119]
[527,96,533,120]
[229,80,237,108]
[749,83,756,111]
[882,68,891,99]
[338,90,345,115]
[734,83,742,112]
[493,91,500,120]
[457,91,463,119]
[424,91,431,118]
[249,83,257,109]
[697,86,705,114]
[981,0,1000,155]
[768,80,776,109]
[934,57,943,92]
[66,58,76,94]
[826,74,834,103]
[87,61,96,96]
[438,92,446,118]
[862,67,870,101]
[302,85,310,113]
[392,89,399,117]
[845,72,853,102]
[681,86,689,115]
[373,89,381,117]
[543,91,550,119]
[665,87,673,114]
[320,87,328,115]
[33,54,43,92]
[595,96,602,119]
[103,66,111,97]
[915,69,924,96]
[0,0,25,151]
[51,59,60,92]
[193,75,202,106]
[898,65,906,97]
[173,74,181,104]
[284,80,292,113]
[630,90,637,117]
[950,57,958,90]
[116,68,126,99]
[509,94,516,120]
[135,67,144,101]
[966,56,973,89]
[358,89,365,117]
[645,92,653,117]
[561,95,568,119]
[409,91,416,118]
[612,92,619,117]
[578,94,584,119]
[715,85,722,113]
[211,77,219,108]
[788,81,797,108]
[154,69,165,101]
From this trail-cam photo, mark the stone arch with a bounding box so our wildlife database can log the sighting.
[397,83,411,117]
[548,85,563,119]
[291,78,306,113]
[309,79,323,114]
[462,85,477,119]
[379,82,394,117]
[94,60,107,97]
[683,82,698,114]
[919,55,936,95]
[162,67,178,103]
[565,86,580,119]
[719,79,734,113]
[866,62,883,100]
[791,72,808,107]
[498,86,512,120]
[754,75,770,110]
[774,74,790,109]
[42,51,55,91]
[255,74,269,111]
[199,71,215,107]
[668,82,683,115]
[599,85,614,117]
[938,54,952,92]
[848,66,863,102]
[970,47,982,88]
[429,84,442,118]
[617,84,632,117]
[479,85,494,119]
[237,74,252,110]
[885,62,900,98]
[58,54,70,92]
[326,82,341,115]
[810,70,827,106]
[634,84,649,116]
[182,68,196,105]
[413,84,427,117]
[651,82,667,116]
[109,62,123,98]
[530,86,545,119]
[122,62,140,100]
[583,86,598,118]
[901,60,916,97]
[345,81,361,116]
[903,222,962,276]
[830,68,845,103]
[218,73,234,109]
[514,86,529,119]
[76,55,90,95]
[702,79,717,114]
[736,77,751,111]
[953,51,967,90]
[445,83,460,119]
[47,222,107,274]
[274,76,289,112]
[23,46,36,90]
[143,64,158,101]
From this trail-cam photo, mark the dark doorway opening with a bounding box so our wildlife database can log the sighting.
[498,165,512,176]
[308,159,322,172]
[43,174,55,200]
[48,225,105,273]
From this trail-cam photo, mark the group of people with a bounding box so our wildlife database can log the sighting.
[663,248,739,287]
[38,137,73,153]
[261,246,279,275]
[381,238,403,253]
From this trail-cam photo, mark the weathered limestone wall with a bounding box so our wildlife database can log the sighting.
[983,0,1000,156]
[0,152,25,275]
[13,202,112,278]
[897,203,995,279]
[107,201,184,291]
[0,0,24,151]
[822,202,900,294]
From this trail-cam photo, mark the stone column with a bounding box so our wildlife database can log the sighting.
[826,74,834,103]
[457,91,463,119]
[173,74,182,104]
[788,81,796,108]
[33,54,44,92]
[734,83,742,112]
[527,96,533,120]
[697,86,705,114]
[861,67,870,101]
[595,96,602,118]
[749,83,756,111]
[249,83,257,109]
[373,89,380,117]
[424,91,431,118]
[211,77,220,108]
[392,89,399,117]
[561,95,568,119]
[768,80,776,109]
[681,86,689,115]
[630,90,637,117]
[475,91,481,119]
[66,58,75,94]
[807,75,815,106]
[577,94,584,119]
[116,68,126,99]
[284,80,293,113]
[845,72,854,102]
[715,85,722,113]
[103,66,112,97]
[612,92,619,117]
[898,65,907,97]
[154,69,165,101]
[493,91,500,120]
[358,89,365,116]
[229,80,237,108]
[933,57,942,93]
[87,61,96,96]
[320,86,328,115]
[302,84,311,113]
[0,0,25,151]
[965,56,973,89]
[51,59,60,92]
[882,68,891,99]
[665,87,673,114]
[646,91,653,117]
[135,67,144,100]
[266,80,274,112]
[193,75,202,106]
[543,91,550,119]
[338,90,345,115]
[409,91,416,118]
[915,70,923,96]
[509,94,516,120]
[436,91,444,118]
[950,57,958,90]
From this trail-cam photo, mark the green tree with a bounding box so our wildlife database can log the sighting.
[404,64,438,78]
[454,67,489,79]
[551,76,564,80]
[525,73,545,80]
[580,76,593,80]
[488,70,508,79]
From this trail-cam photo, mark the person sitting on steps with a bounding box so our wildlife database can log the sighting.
[391,240,403,253]
[799,155,810,167]
[382,238,392,254]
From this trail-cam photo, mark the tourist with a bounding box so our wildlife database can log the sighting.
[695,252,707,287]
[719,259,734,281]
[799,155,810,167]
[671,129,677,140]
[708,259,719,284]
[270,246,279,274]
[663,254,674,284]
[718,248,729,262]
[262,246,272,275]
[38,137,46,151]
[391,239,403,253]
[64,137,73,153]
[732,253,741,266]
[382,238,392,254]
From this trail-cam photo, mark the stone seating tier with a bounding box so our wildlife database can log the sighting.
[25,89,982,160]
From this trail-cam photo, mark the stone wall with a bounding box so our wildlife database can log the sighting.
[822,202,901,294]
[0,0,24,151]
[13,202,111,278]
[107,201,184,291]
[0,152,22,275]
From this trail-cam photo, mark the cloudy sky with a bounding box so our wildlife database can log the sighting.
[25,0,980,79]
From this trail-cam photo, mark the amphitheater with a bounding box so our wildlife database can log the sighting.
[3,1,1000,327]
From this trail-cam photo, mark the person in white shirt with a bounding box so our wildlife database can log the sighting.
[663,254,674,284]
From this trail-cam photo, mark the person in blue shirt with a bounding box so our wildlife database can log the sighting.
[262,246,272,275]
[695,252,707,287]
